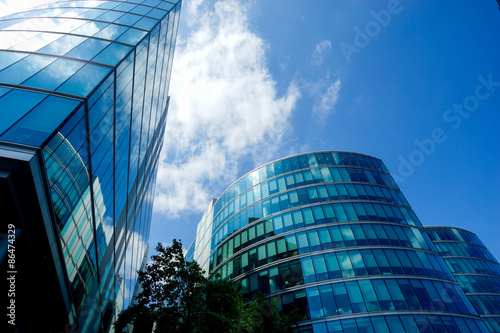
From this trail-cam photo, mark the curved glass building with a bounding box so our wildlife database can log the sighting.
[187,151,490,332]
[0,1,181,332]
[425,226,500,332]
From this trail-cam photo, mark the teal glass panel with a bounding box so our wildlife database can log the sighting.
[1,95,81,146]
[93,43,133,66]
[23,58,85,90]
[58,64,112,96]
[0,54,55,84]
[0,89,47,135]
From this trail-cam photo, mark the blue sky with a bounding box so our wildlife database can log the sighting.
[151,0,500,260]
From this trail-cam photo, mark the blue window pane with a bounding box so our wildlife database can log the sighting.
[332,283,351,315]
[71,21,109,36]
[385,279,408,310]
[96,10,123,23]
[356,317,374,333]
[0,54,55,84]
[341,318,359,333]
[79,8,106,20]
[306,287,323,319]
[134,17,158,30]
[157,2,175,11]
[386,316,405,333]
[114,2,136,12]
[312,322,328,333]
[65,38,110,61]
[0,89,47,134]
[93,24,128,41]
[116,28,148,45]
[0,87,11,98]
[1,96,81,146]
[345,281,367,313]
[0,51,27,71]
[327,321,343,333]
[116,13,142,26]
[58,64,111,96]
[400,315,420,333]
[38,35,87,55]
[318,284,337,316]
[23,58,85,90]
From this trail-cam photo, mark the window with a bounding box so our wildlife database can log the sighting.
[345,281,367,313]
[319,284,336,316]
[332,284,352,315]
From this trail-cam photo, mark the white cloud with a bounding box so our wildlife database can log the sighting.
[289,144,311,157]
[186,0,205,20]
[0,0,50,17]
[313,79,341,121]
[154,0,300,216]
[311,40,332,66]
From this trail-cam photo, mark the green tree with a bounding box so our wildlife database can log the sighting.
[114,240,298,333]
[240,293,301,333]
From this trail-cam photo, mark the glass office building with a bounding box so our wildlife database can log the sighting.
[0,1,181,332]
[425,227,500,332]
[187,151,493,332]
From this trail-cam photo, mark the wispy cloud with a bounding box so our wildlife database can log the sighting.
[154,0,300,216]
[313,79,341,121]
[311,40,332,66]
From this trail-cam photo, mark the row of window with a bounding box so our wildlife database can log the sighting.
[213,152,391,216]
[434,241,498,262]
[426,227,485,248]
[2,0,175,22]
[36,0,177,13]
[211,222,433,273]
[445,257,500,276]
[43,4,158,30]
[213,178,409,232]
[229,248,453,295]
[44,134,89,226]
[210,201,422,255]
[299,249,453,284]
[0,89,85,146]
[270,278,476,319]
[213,165,398,226]
[310,314,488,333]
[469,295,500,315]
[483,317,500,333]
[456,274,500,294]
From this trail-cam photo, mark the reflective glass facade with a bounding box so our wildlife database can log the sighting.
[0,1,181,332]
[187,152,490,332]
[426,227,500,332]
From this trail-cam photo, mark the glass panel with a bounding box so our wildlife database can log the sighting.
[1,95,80,146]
[0,54,55,84]
[345,281,366,313]
[306,287,323,319]
[333,283,352,315]
[325,253,342,279]
[58,64,111,96]
[319,284,337,316]
[23,58,85,90]
[0,89,47,135]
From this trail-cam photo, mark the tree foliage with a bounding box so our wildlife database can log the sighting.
[114,240,299,333]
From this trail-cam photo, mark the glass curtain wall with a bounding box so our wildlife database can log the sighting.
[425,226,500,332]
[187,152,489,332]
[0,1,181,332]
